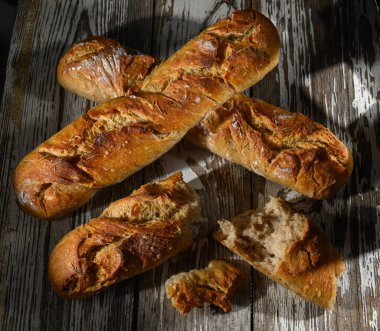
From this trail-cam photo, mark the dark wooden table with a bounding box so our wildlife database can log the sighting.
[1,0,379,330]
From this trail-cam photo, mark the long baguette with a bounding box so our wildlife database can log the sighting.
[57,37,353,199]
[48,172,201,298]
[13,10,280,219]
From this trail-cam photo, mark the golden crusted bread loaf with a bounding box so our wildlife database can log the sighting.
[214,197,345,309]
[14,9,280,219]
[48,172,201,298]
[57,37,353,199]
[165,260,242,314]
[188,95,353,199]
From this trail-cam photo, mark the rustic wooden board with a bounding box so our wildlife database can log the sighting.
[0,0,379,330]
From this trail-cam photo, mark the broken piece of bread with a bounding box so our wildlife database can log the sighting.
[165,260,242,314]
[214,197,345,309]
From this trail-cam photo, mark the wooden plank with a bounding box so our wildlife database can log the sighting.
[0,0,153,330]
[251,0,380,330]
[0,1,44,329]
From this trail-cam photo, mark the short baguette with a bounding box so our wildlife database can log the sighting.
[57,38,353,199]
[13,9,280,219]
[48,172,201,298]
[214,197,345,309]
[57,36,158,102]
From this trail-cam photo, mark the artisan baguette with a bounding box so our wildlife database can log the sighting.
[165,260,242,314]
[48,172,201,298]
[58,38,353,199]
[188,95,353,199]
[214,197,345,309]
[13,10,280,219]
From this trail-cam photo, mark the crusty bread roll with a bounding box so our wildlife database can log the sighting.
[214,197,345,309]
[165,260,242,314]
[57,36,159,102]
[48,172,201,298]
[57,38,353,199]
[14,9,280,219]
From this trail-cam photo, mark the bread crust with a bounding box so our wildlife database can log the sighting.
[14,9,280,219]
[165,260,242,314]
[57,37,352,199]
[214,197,345,309]
[48,172,201,298]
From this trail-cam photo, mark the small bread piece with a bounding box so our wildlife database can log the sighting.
[14,9,280,219]
[57,39,352,199]
[214,197,345,309]
[48,172,201,298]
[165,260,242,314]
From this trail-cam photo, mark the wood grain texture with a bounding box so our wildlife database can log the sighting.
[0,0,379,330]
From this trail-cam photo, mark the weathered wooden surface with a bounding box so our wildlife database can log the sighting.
[0,0,379,330]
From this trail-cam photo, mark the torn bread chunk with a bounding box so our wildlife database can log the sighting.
[214,197,345,309]
[165,260,242,314]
